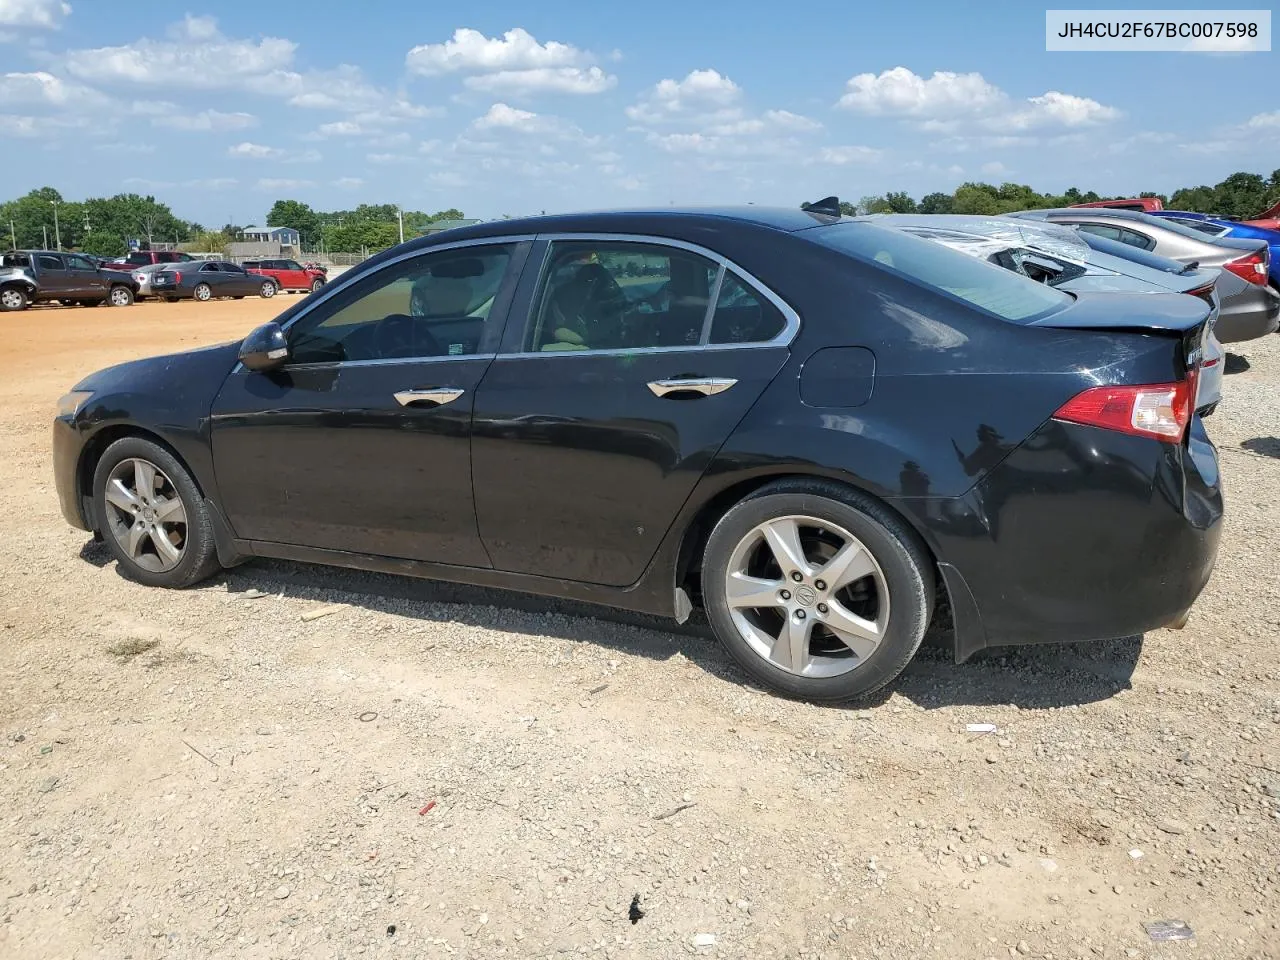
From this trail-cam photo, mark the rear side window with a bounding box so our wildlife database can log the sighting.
[125,253,150,265]
[1076,231,1190,274]
[38,254,63,269]
[810,223,1069,324]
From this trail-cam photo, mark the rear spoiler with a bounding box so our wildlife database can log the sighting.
[1030,291,1211,334]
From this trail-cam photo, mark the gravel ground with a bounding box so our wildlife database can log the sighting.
[1,299,1277,959]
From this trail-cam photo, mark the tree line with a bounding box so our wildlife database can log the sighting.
[0,187,198,257]
[840,169,1280,219]
[262,200,466,255]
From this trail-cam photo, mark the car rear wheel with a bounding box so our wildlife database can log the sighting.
[1,286,29,311]
[259,281,277,299]
[702,481,933,703]
[193,283,212,302]
[108,285,134,307]
[310,278,324,293]
[92,437,221,588]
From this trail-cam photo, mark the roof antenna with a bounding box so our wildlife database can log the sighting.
[801,196,841,217]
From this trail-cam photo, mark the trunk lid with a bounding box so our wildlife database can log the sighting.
[1031,291,1211,334]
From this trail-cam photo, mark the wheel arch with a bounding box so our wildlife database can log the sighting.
[76,424,206,530]
[673,469,955,638]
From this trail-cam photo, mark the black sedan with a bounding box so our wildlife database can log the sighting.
[52,204,1222,703]
[151,260,278,302]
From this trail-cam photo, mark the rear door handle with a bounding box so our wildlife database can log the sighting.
[394,387,466,407]
[647,377,737,398]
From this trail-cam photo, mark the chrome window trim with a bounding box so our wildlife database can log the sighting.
[510,232,800,358]
[275,353,499,372]
[232,235,536,374]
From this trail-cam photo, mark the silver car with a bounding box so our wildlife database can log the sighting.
[869,214,1224,413]
[129,262,172,299]
[1010,208,1279,343]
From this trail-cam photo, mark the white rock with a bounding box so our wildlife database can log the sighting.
[693,933,717,947]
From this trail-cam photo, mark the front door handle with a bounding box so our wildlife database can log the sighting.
[394,387,466,407]
[647,377,738,398]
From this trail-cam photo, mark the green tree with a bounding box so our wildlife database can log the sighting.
[1213,171,1269,219]
[882,191,918,213]
[266,199,320,240]
[918,192,953,214]
[80,232,127,257]
[1169,184,1218,212]
[951,183,1002,215]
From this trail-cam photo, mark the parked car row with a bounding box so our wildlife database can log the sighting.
[0,248,331,311]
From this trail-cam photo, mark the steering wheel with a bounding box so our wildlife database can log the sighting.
[374,314,442,359]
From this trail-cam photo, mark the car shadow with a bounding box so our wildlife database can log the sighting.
[1242,436,1280,459]
[1223,353,1251,375]
[86,546,1140,712]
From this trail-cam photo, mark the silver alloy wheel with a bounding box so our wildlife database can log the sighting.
[310,279,323,292]
[194,283,212,301]
[724,515,889,678]
[109,287,131,306]
[260,281,276,298]
[1,289,24,309]
[102,458,188,573]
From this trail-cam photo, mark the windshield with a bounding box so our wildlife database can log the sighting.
[809,222,1070,324]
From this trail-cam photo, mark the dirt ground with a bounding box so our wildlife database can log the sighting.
[0,296,1277,960]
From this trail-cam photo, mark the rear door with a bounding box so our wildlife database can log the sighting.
[36,254,74,299]
[219,261,258,295]
[470,236,795,586]
[279,259,308,289]
[195,260,224,294]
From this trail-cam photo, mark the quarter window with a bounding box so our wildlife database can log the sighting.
[709,272,787,344]
[287,244,514,365]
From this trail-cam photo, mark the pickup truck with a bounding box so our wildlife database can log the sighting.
[0,250,139,311]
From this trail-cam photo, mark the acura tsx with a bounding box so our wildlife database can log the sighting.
[52,203,1222,702]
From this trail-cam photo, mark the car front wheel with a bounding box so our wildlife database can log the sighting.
[108,285,134,307]
[92,437,221,588]
[701,481,933,703]
[259,281,277,298]
[310,278,324,293]
[0,286,29,311]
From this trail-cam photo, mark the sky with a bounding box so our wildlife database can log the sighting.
[1,0,1276,227]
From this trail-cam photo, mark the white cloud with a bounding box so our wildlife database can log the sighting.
[407,27,585,74]
[814,145,883,165]
[366,152,414,164]
[0,0,70,29]
[153,109,257,132]
[838,67,1003,116]
[93,141,155,154]
[627,69,742,124]
[837,66,1119,132]
[473,102,541,131]
[763,109,821,131]
[256,178,313,191]
[228,141,282,159]
[463,65,615,95]
[123,176,175,190]
[312,119,364,137]
[332,176,364,188]
[0,112,87,136]
[980,161,1010,176]
[0,70,105,107]
[1245,110,1280,129]
[64,17,296,88]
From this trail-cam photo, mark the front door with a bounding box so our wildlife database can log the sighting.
[210,240,529,566]
[64,253,106,299]
[471,238,794,586]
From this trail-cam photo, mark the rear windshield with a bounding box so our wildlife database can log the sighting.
[809,222,1070,323]
[1075,231,1192,274]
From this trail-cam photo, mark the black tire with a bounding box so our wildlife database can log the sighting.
[232,295,245,299]
[107,285,135,307]
[193,283,212,302]
[91,436,221,589]
[701,479,934,703]
[1,286,30,311]
[310,278,324,293]
[259,281,277,299]
[77,300,99,307]
[164,297,179,303]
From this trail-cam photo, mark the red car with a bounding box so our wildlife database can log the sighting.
[1069,197,1165,213]
[105,250,195,270]
[242,258,326,293]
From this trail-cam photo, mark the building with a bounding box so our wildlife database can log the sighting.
[228,225,302,260]
[418,218,482,236]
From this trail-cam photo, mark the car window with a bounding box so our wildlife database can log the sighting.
[125,253,150,265]
[810,222,1069,324]
[38,254,63,270]
[1174,218,1231,237]
[1074,223,1124,243]
[243,261,261,268]
[220,262,245,273]
[1075,231,1190,274]
[200,262,220,272]
[1117,228,1155,250]
[66,254,96,271]
[287,244,514,365]
[708,271,787,344]
[527,241,718,352]
[283,260,303,271]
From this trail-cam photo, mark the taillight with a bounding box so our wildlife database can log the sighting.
[1054,379,1193,442]
[1186,282,1216,306]
[1223,250,1268,285]
[171,271,182,283]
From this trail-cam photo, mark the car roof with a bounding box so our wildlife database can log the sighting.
[434,206,836,241]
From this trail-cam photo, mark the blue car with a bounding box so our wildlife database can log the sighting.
[1152,210,1280,289]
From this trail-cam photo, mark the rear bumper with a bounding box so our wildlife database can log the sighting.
[1216,284,1280,342]
[898,417,1222,660]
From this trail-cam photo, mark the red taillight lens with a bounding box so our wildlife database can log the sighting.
[172,271,182,283]
[1054,380,1193,442]
[1223,251,1268,285]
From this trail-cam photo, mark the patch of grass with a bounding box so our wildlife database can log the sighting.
[106,637,160,659]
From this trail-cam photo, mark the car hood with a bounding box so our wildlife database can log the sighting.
[72,340,241,396]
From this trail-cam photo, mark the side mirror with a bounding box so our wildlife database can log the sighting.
[239,322,289,372]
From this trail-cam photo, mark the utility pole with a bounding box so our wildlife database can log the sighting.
[8,220,15,249]
[50,199,61,251]
[43,224,48,249]
[397,207,404,245]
